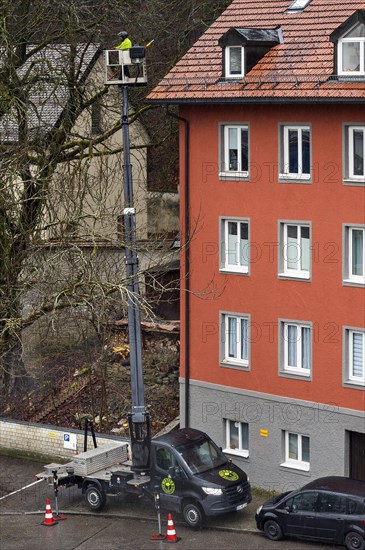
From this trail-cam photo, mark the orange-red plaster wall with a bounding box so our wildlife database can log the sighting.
[179,102,365,412]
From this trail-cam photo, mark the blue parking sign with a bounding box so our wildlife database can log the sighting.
[63,433,76,450]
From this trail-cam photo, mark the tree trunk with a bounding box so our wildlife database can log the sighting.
[1,336,32,401]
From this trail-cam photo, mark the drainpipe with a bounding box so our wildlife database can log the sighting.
[167,107,190,428]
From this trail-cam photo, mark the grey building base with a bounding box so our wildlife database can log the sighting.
[180,378,365,492]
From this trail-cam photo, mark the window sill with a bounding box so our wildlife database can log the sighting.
[222,75,244,81]
[220,360,250,371]
[280,461,310,472]
[279,272,311,281]
[279,174,311,181]
[343,278,365,287]
[223,448,249,459]
[279,176,311,184]
[338,72,365,79]
[343,378,365,390]
[280,369,311,380]
[343,178,365,186]
[219,267,249,275]
[219,171,249,181]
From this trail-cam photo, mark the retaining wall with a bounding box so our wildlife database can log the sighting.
[0,418,127,462]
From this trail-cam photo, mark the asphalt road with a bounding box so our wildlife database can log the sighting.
[0,514,340,550]
[0,455,339,550]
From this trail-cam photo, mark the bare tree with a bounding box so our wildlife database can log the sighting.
[0,0,229,398]
[0,0,149,394]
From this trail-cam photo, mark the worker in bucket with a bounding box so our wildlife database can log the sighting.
[116,31,132,79]
[116,31,132,51]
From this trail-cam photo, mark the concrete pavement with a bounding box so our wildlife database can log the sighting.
[0,514,339,550]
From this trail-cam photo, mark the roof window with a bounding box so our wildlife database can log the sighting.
[287,0,312,12]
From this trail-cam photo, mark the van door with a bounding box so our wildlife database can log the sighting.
[283,491,319,539]
[151,444,185,513]
[315,492,347,542]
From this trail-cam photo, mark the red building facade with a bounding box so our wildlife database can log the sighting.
[149,0,365,488]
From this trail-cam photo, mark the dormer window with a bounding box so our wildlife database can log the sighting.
[330,10,365,77]
[338,23,365,75]
[226,46,244,78]
[219,27,282,80]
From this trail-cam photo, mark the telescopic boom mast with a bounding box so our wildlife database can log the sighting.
[105,44,150,472]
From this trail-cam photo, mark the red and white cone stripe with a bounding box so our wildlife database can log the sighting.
[42,498,58,526]
[164,513,179,543]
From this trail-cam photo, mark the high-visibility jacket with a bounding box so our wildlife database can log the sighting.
[116,37,132,50]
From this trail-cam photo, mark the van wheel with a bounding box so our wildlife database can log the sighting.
[264,519,283,541]
[183,502,203,529]
[345,532,365,550]
[85,485,106,511]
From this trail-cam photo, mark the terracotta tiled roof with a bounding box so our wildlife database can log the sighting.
[148,0,365,103]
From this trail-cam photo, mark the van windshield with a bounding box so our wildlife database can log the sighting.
[176,438,227,474]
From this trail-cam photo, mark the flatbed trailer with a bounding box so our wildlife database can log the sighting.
[37,428,251,528]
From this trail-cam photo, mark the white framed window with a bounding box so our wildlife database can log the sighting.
[221,313,249,368]
[224,419,249,458]
[287,0,312,12]
[344,328,365,386]
[281,321,311,377]
[343,226,365,285]
[280,125,311,180]
[338,23,365,76]
[344,125,365,182]
[225,46,244,78]
[279,222,311,279]
[282,431,310,471]
[220,218,249,273]
[220,124,249,177]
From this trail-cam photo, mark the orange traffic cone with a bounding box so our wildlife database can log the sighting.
[163,513,180,543]
[41,498,58,526]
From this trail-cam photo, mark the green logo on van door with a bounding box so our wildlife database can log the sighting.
[218,469,239,481]
[161,477,175,494]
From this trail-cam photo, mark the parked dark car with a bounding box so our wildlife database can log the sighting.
[255,476,365,550]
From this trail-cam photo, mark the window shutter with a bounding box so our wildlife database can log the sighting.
[352,333,364,377]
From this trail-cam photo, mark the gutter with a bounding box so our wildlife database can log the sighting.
[166,107,190,429]
[148,97,365,105]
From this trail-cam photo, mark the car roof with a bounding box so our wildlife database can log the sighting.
[301,476,365,497]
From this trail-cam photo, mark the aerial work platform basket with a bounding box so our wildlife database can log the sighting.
[104,46,147,86]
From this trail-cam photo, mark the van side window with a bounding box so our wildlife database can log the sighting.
[318,493,346,514]
[156,447,174,471]
[287,491,318,512]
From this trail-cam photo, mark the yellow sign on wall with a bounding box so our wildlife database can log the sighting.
[260,429,269,437]
[47,432,57,439]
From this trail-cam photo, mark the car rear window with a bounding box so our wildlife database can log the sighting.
[347,498,363,515]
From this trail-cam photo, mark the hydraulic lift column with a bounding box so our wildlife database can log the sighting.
[119,49,151,473]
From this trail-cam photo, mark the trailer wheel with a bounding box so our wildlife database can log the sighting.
[182,502,204,529]
[85,485,106,511]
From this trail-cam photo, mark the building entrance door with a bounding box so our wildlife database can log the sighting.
[349,431,365,481]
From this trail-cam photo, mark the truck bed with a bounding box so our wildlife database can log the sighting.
[37,443,130,482]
